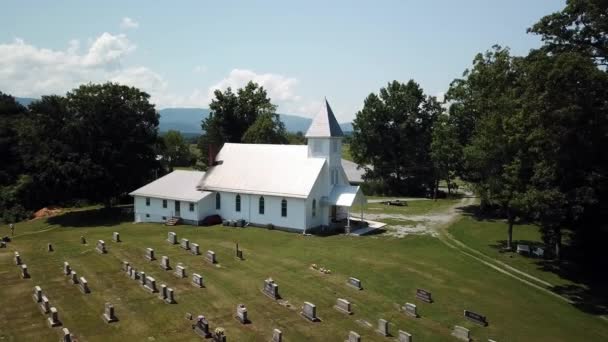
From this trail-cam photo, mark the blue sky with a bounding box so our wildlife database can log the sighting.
[0,1,564,121]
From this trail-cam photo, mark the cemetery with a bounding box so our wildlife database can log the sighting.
[1,206,607,341]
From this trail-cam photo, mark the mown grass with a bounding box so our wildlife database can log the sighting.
[1,208,607,341]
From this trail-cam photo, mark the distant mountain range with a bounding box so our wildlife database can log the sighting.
[158,107,353,134]
[15,98,352,134]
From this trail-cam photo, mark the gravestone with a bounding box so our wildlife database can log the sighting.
[126,266,133,278]
[377,319,389,336]
[102,302,118,323]
[403,302,418,318]
[175,264,186,278]
[63,262,71,276]
[194,316,211,338]
[79,277,90,293]
[452,325,471,341]
[190,243,200,255]
[160,256,171,270]
[165,288,176,304]
[334,298,353,315]
[347,277,362,290]
[39,295,50,314]
[398,330,413,342]
[180,238,190,250]
[236,243,243,260]
[112,232,120,242]
[70,271,78,284]
[14,251,21,265]
[464,310,488,326]
[185,312,193,320]
[62,328,73,342]
[144,276,157,293]
[192,273,204,288]
[21,264,30,278]
[159,284,168,300]
[301,301,319,322]
[262,278,280,300]
[47,307,62,327]
[33,286,43,303]
[48,243,53,252]
[167,231,177,244]
[96,240,107,254]
[80,236,86,244]
[206,250,216,264]
[272,328,282,342]
[235,304,248,324]
[130,269,138,280]
[213,329,227,342]
[122,261,130,272]
[346,331,361,342]
[416,288,433,303]
[145,247,155,261]
[0,241,5,248]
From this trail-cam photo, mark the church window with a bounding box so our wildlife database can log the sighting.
[281,199,287,217]
[312,199,316,217]
[215,193,221,209]
[236,194,241,212]
[259,196,265,215]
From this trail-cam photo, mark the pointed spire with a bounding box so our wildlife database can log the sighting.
[305,98,344,138]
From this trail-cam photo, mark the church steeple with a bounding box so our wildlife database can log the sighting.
[305,98,343,138]
[306,99,345,187]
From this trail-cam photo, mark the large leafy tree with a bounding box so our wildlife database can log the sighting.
[162,130,194,169]
[447,47,529,249]
[430,114,463,197]
[65,83,160,206]
[198,81,278,168]
[518,51,608,260]
[528,0,608,66]
[351,80,441,195]
[242,113,288,144]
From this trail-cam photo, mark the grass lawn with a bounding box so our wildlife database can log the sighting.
[1,209,607,341]
[449,216,575,288]
[353,198,461,217]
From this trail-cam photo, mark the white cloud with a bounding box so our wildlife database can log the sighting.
[0,34,327,117]
[208,68,300,103]
[120,17,139,29]
[0,33,141,98]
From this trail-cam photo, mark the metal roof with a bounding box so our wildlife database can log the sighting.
[326,185,366,207]
[129,170,212,202]
[341,159,370,184]
[305,99,344,138]
[198,143,326,198]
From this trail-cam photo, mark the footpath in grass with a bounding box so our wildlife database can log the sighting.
[1,209,607,341]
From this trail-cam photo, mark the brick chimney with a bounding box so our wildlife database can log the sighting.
[208,144,218,167]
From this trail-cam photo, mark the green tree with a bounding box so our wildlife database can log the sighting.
[65,83,160,206]
[242,113,288,144]
[517,51,608,260]
[351,80,441,195]
[198,81,278,168]
[430,114,462,197]
[162,130,194,169]
[447,47,529,250]
[528,0,608,66]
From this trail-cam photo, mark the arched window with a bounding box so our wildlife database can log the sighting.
[215,193,221,209]
[236,194,241,212]
[281,199,287,217]
[259,196,265,215]
[312,199,316,217]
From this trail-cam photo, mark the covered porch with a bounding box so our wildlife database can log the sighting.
[324,185,369,233]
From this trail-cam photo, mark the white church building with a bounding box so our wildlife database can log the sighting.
[129,100,366,233]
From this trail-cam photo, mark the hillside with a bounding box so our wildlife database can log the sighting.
[158,107,352,134]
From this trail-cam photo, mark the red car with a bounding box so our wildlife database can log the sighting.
[201,215,222,226]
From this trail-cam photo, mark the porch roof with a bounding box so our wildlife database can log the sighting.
[326,185,366,207]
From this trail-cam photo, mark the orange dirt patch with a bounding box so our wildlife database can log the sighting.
[32,207,63,219]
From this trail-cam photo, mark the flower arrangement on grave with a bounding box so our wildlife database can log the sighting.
[266,277,274,283]
[310,263,331,274]
[214,327,225,336]
[310,263,318,270]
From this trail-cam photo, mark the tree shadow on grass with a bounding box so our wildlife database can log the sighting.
[47,206,133,228]
[461,204,608,316]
